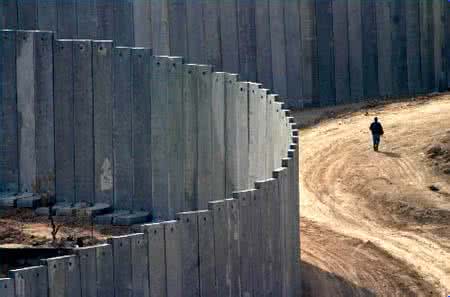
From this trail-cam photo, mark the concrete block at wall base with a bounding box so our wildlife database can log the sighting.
[34,207,55,216]
[73,203,112,217]
[93,210,130,225]
[16,195,41,209]
[0,194,18,208]
[55,204,77,216]
[112,212,150,226]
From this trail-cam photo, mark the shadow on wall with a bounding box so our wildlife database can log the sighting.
[301,261,377,297]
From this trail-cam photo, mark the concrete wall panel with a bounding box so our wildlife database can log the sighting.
[197,65,213,209]
[347,0,363,101]
[167,0,187,57]
[74,40,94,204]
[131,233,150,297]
[203,0,222,69]
[113,47,133,210]
[163,221,182,297]
[76,0,97,39]
[54,39,74,203]
[362,0,379,98]
[96,0,114,40]
[220,0,240,73]
[419,0,434,92]
[16,31,36,193]
[316,0,336,105]
[96,244,114,297]
[167,57,184,215]
[237,0,257,81]
[198,210,216,297]
[17,0,37,29]
[269,0,287,99]
[93,40,114,206]
[151,0,170,55]
[9,266,48,297]
[0,278,14,297]
[255,0,272,89]
[391,0,408,95]
[284,0,302,104]
[248,83,261,188]
[405,0,421,94]
[151,56,170,217]
[0,1,18,29]
[37,0,57,32]
[186,0,205,63]
[133,0,152,47]
[75,247,97,297]
[183,64,198,210]
[57,0,77,39]
[332,0,350,103]
[34,31,54,192]
[224,74,239,196]
[211,72,226,199]
[237,82,250,189]
[177,212,200,297]
[44,255,81,297]
[208,200,227,297]
[234,190,253,297]
[108,235,132,297]
[132,48,152,212]
[0,30,19,192]
[376,0,393,97]
[300,0,319,102]
[225,198,240,297]
[141,223,166,297]
[113,0,134,46]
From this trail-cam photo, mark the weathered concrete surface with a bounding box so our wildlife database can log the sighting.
[0,30,18,193]
[9,266,48,297]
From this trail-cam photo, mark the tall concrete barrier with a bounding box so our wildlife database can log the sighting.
[132,48,152,212]
[0,30,19,193]
[0,278,14,297]
[316,0,335,105]
[74,40,94,204]
[2,0,450,106]
[93,40,114,206]
[348,0,364,101]
[44,255,81,297]
[0,1,17,29]
[1,29,301,297]
[9,266,48,297]
[211,72,226,199]
[375,0,393,97]
[16,30,36,193]
[113,47,133,211]
[168,56,184,216]
[54,39,75,204]
[197,65,213,209]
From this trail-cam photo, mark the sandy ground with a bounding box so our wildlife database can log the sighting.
[296,95,450,296]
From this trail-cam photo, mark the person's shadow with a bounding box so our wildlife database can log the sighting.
[377,151,401,158]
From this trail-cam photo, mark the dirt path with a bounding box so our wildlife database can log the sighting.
[296,95,450,296]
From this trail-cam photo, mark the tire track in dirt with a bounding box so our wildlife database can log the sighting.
[297,96,450,296]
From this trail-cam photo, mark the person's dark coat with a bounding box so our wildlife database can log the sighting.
[370,122,384,135]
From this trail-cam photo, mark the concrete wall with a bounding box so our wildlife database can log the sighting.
[0,27,300,297]
[1,0,449,108]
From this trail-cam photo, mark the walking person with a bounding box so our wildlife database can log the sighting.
[369,117,384,151]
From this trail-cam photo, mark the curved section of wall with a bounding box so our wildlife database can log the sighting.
[1,0,449,107]
[0,29,301,297]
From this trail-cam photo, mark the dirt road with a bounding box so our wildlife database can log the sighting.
[296,95,450,296]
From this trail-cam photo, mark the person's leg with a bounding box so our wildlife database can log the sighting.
[373,135,380,151]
